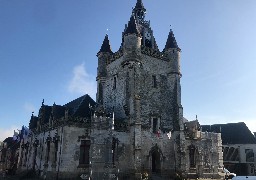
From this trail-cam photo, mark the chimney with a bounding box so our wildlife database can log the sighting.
[254,132,256,138]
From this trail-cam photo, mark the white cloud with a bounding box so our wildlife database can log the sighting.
[0,126,19,142]
[68,63,97,98]
[23,102,36,113]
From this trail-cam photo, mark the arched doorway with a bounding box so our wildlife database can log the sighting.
[152,150,161,174]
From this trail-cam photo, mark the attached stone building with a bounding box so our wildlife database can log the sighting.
[202,122,256,176]
[0,137,20,175]
[17,0,224,179]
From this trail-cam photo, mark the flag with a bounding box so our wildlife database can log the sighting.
[156,130,160,137]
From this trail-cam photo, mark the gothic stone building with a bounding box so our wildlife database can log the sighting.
[18,0,224,179]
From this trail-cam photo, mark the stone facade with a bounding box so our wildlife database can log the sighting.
[15,0,224,179]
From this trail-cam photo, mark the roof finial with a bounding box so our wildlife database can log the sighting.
[196,115,198,120]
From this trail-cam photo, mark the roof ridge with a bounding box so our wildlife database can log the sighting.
[64,94,87,106]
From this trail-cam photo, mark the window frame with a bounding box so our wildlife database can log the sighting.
[79,140,91,167]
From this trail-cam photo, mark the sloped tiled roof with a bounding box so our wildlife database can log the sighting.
[3,137,20,150]
[41,105,52,124]
[29,115,38,129]
[201,122,256,145]
[3,137,13,144]
[64,94,96,118]
[52,105,66,120]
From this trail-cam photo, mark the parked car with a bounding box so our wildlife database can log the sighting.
[223,168,236,179]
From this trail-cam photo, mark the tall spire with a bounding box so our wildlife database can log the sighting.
[164,29,180,51]
[133,0,146,21]
[135,0,145,10]
[124,15,140,36]
[98,34,113,54]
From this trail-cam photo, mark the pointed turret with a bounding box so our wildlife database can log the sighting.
[124,15,140,36]
[98,34,113,54]
[97,35,112,104]
[123,15,142,58]
[133,0,146,21]
[164,29,180,51]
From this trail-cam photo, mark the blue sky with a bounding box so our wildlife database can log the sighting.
[0,0,256,140]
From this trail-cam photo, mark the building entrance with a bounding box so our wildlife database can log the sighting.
[152,150,161,173]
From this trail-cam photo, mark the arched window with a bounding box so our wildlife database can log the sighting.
[189,145,196,168]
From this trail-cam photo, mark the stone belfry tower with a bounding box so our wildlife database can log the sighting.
[96,0,183,132]
[94,0,185,178]
[92,1,224,179]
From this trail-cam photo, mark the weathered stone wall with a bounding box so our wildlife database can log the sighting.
[103,52,181,131]
[18,125,91,179]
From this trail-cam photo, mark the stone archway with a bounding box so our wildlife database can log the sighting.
[148,144,164,174]
[152,150,161,173]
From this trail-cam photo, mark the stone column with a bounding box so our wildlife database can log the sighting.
[134,95,142,179]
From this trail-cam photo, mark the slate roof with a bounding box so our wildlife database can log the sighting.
[64,94,96,118]
[124,15,140,36]
[3,137,13,144]
[201,122,256,145]
[3,137,20,152]
[164,29,180,51]
[98,34,113,54]
[52,105,66,120]
[29,115,38,129]
[41,105,52,124]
